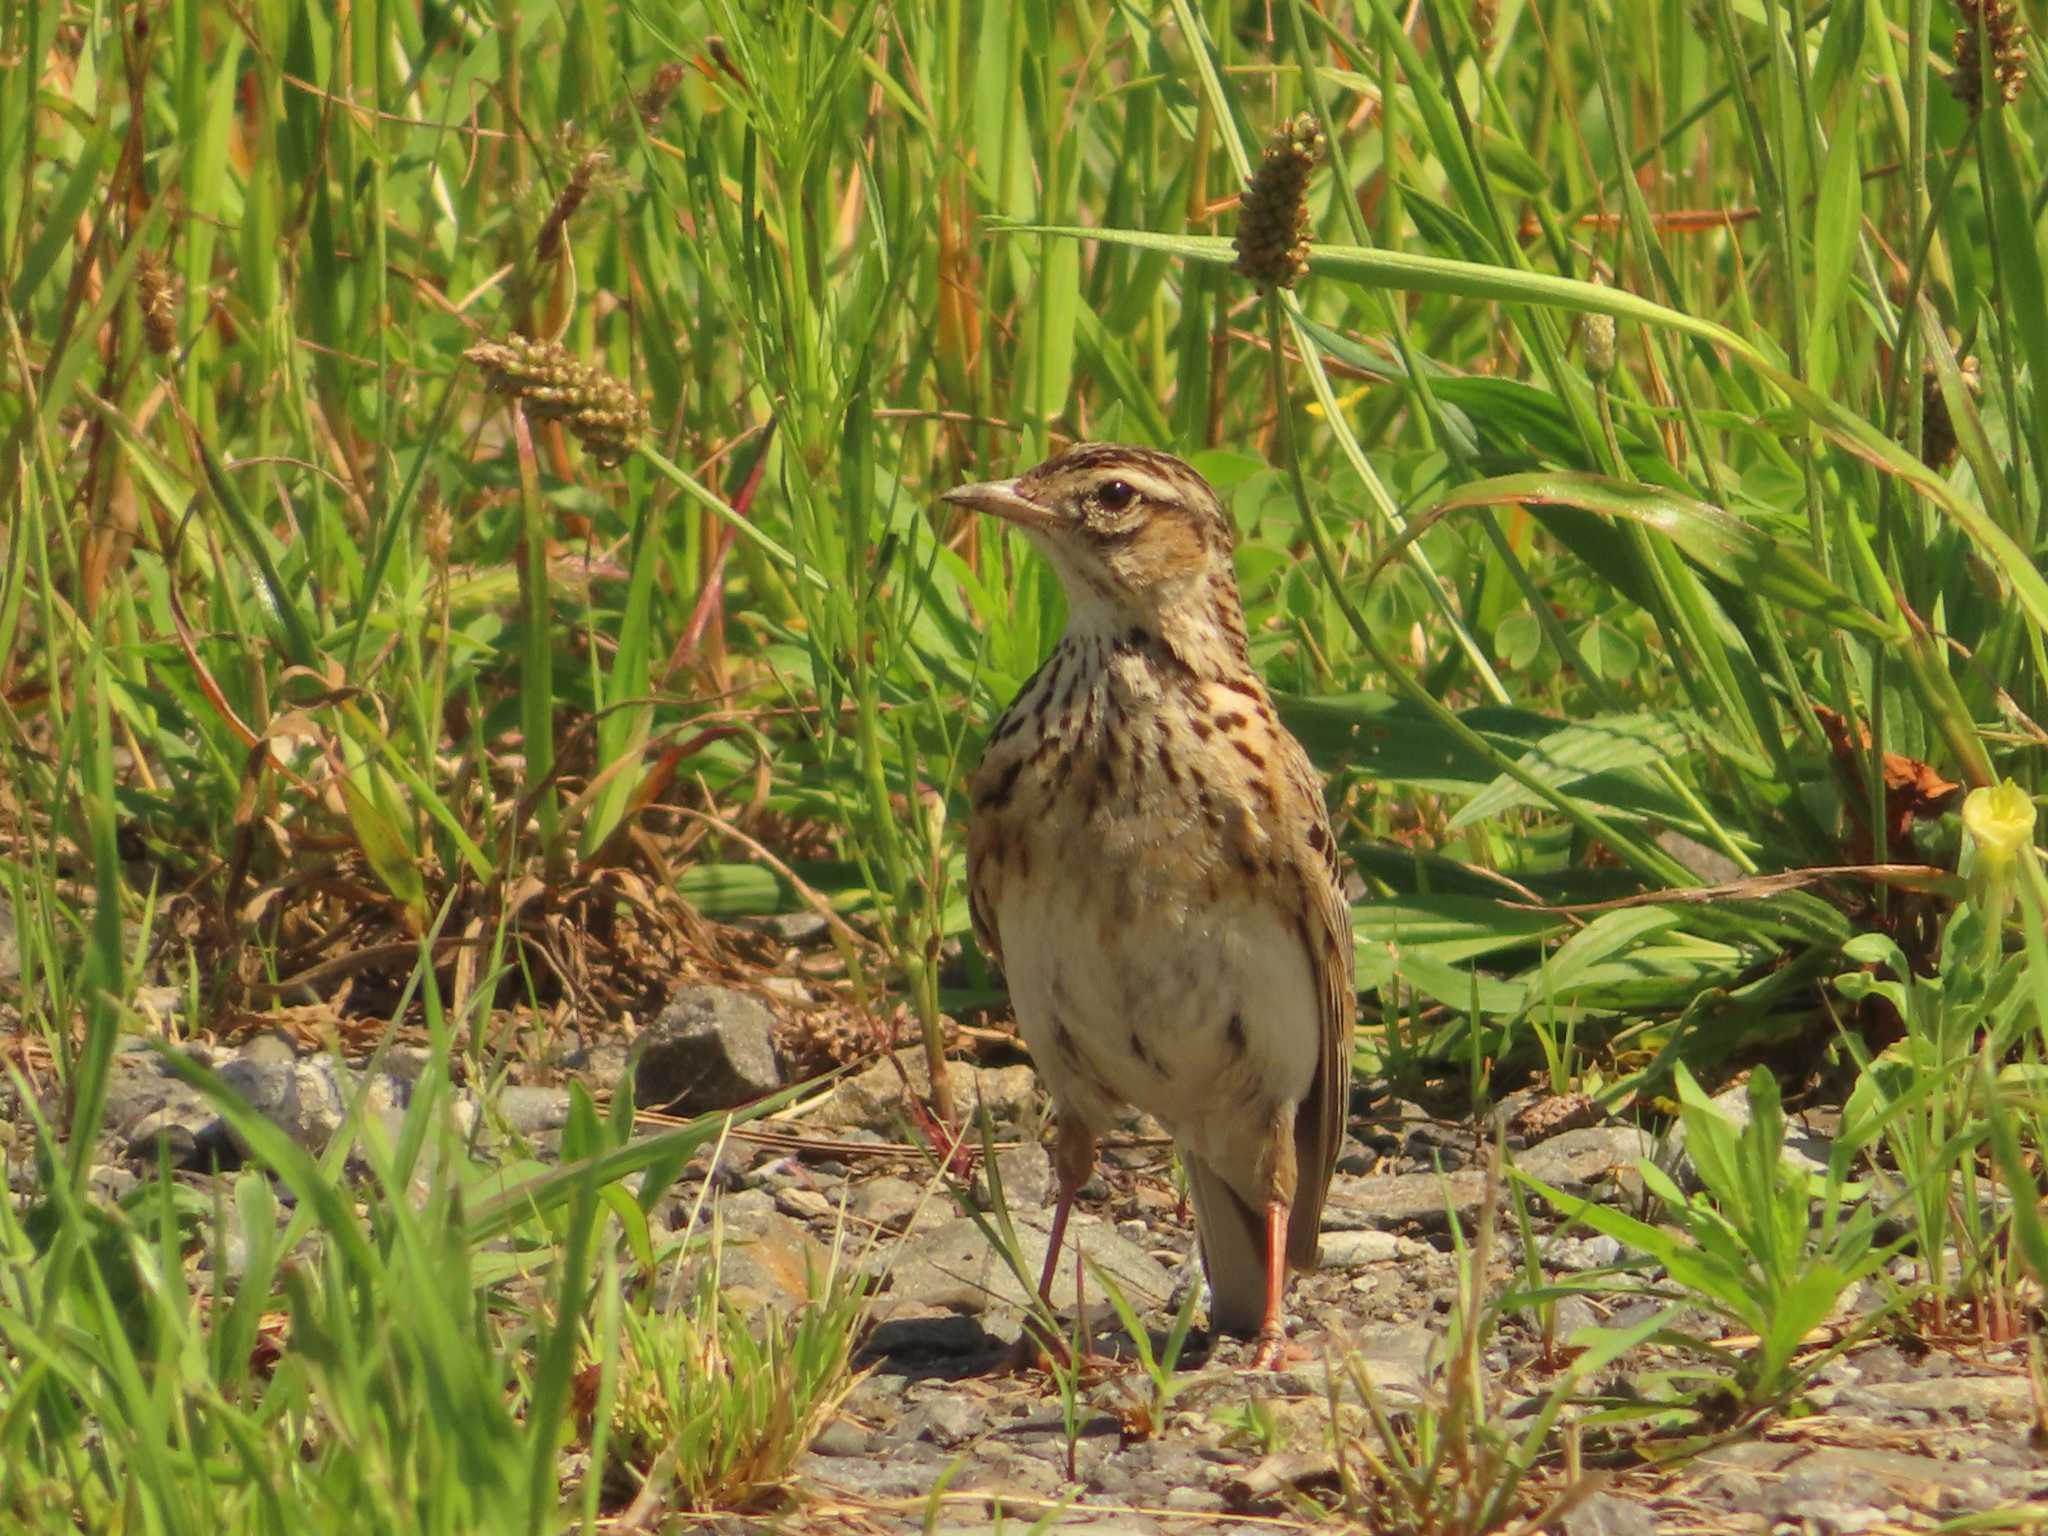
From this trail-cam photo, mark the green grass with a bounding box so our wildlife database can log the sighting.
[4,0,2048,1526]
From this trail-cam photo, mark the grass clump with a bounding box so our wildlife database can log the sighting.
[603,1234,865,1514]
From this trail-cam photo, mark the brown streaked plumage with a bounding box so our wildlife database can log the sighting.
[946,442,1355,1367]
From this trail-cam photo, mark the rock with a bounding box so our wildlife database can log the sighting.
[124,1108,205,1167]
[774,1185,839,1223]
[631,986,783,1115]
[1332,1327,1432,1403]
[850,1174,933,1233]
[1316,1229,1405,1269]
[1538,1233,1624,1271]
[794,1440,950,1501]
[694,1207,833,1314]
[285,1057,349,1150]
[1494,1086,1603,1143]
[738,911,832,948]
[213,1057,299,1143]
[807,1419,873,1457]
[976,1141,1050,1210]
[1334,1135,1377,1175]
[757,975,813,1007]
[579,1041,634,1091]
[237,1030,300,1067]
[861,1308,1003,1360]
[1561,1491,1658,1536]
[901,1393,986,1447]
[1662,1082,1833,1189]
[103,1052,211,1129]
[1321,1169,1490,1232]
[377,1046,435,1081]
[1511,1125,1653,1196]
[1682,1439,2040,1521]
[1545,1294,1603,1342]
[814,1048,1041,1135]
[879,1211,1174,1326]
[493,1083,570,1135]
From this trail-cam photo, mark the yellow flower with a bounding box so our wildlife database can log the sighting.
[1962,780,2036,868]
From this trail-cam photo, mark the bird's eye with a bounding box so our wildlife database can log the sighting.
[1096,479,1136,511]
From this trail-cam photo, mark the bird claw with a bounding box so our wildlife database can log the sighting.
[996,1320,1078,1378]
[1246,1329,1289,1370]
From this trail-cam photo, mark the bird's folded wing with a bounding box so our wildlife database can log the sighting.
[1279,735,1356,1267]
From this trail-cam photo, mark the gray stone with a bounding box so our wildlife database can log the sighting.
[103,1055,213,1138]
[1511,1125,1654,1196]
[1561,1491,1658,1536]
[815,1047,1042,1134]
[738,910,832,948]
[901,1393,986,1447]
[756,975,813,1006]
[630,986,783,1115]
[1315,1229,1405,1269]
[794,1440,947,1500]
[124,1107,205,1166]
[580,1041,633,1090]
[849,1174,931,1233]
[287,1057,349,1149]
[1321,1169,1490,1232]
[880,1211,1174,1324]
[807,1419,873,1457]
[236,1030,300,1067]
[691,1206,832,1313]
[1662,1082,1834,1189]
[774,1185,839,1223]
[377,1046,435,1081]
[1538,1233,1625,1271]
[493,1083,570,1135]
[976,1141,1051,1210]
[214,1057,298,1138]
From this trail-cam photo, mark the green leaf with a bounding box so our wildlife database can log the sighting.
[1981,109,2048,516]
[1425,472,1889,638]
[1451,711,1696,829]
[1808,99,1862,393]
[1494,608,1542,670]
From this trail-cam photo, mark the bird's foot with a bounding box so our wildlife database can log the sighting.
[996,1317,1080,1378]
[996,1318,1125,1383]
[1246,1327,1291,1370]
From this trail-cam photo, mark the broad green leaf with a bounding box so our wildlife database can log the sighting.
[1451,712,1697,829]
[1424,473,1889,639]
[1807,99,1861,393]
[1353,896,1567,964]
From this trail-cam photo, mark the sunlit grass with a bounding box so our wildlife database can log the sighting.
[2,0,2046,1522]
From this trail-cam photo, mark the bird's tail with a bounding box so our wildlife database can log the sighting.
[1185,1154,1270,1337]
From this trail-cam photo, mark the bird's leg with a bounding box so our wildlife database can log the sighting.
[1247,1108,1299,1370]
[1002,1116,1097,1373]
[1247,1197,1291,1369]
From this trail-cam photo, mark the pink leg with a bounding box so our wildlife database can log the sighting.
[1035,1177,1078,1306]
[1001,1118,1096,1373]
[1247,1198,1291,1369]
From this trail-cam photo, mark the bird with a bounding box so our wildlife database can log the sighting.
[945,441,1355,1368]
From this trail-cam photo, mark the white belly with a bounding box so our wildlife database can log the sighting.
[994,864,1320,1182]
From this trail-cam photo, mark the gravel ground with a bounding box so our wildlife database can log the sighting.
[30,997,2048,1534]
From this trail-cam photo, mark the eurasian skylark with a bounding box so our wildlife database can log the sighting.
[946,442,1355,1367]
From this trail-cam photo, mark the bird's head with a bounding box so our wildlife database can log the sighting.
[942,443,1245,653]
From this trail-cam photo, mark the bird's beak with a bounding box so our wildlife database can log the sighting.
[940,477,1057,530]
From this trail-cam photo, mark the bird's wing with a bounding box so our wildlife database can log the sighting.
[964,811,1006,973]
[1275,728,1356,1267]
